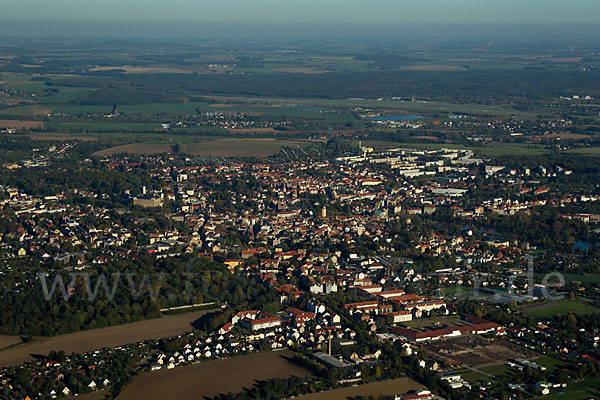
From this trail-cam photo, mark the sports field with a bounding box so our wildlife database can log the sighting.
[524,300,600,319]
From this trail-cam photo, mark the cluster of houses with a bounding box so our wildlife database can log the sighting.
[161,111,291,131]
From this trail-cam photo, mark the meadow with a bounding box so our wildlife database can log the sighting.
[524,300,600,319]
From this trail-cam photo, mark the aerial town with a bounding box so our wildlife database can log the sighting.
[2,4,600,398]
[0,132,600,399]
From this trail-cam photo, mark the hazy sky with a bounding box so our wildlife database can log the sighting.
[3,0,600,25]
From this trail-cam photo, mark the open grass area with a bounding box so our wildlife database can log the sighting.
[0,74,34,82]
[0,105,52,117]
[532,355,569,371]
[535,273,600,285]
[45,121,160,132]
[38,88,95,104]
[541,377,600,400]
[525,300,600,319]
[457,369,491,384]
[565,147,600,155]
[478,364,512,377]
[50,104,114,114]
[117,102,208,115]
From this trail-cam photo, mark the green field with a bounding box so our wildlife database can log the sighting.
[0,105,52,117]
[457,369,491,384]
[525,300,600,319]
[536,273,600,285]
[478,364,512,378]
[117,102,208,115]
[92,138,301,158]
[541,378,600,400]
[565,147,600,155]
[49,104,114,114]
[532,355,569,371]
[0,74,34,82]
[38,88,95,104]
[45,121,160,131]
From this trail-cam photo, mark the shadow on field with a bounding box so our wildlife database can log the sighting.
[190,310,221,330]
[30,353,46,361]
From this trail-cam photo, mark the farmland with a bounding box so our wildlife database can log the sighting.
[92,143,176,156]
[92,138,301,157]
[0,310,211,367]
[117,350,313,400]
[294,378,424,400]
[183,138,300,157]
[44,121,159,132]
[0,336,22,350]
[0,119,44,129]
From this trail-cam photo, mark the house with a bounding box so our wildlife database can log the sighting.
[286,307,316,326]
[219,322,233,335]
[307,299,326,314]
[383,310,413,323]
[239,312,281,331]
[396,390,435,400]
